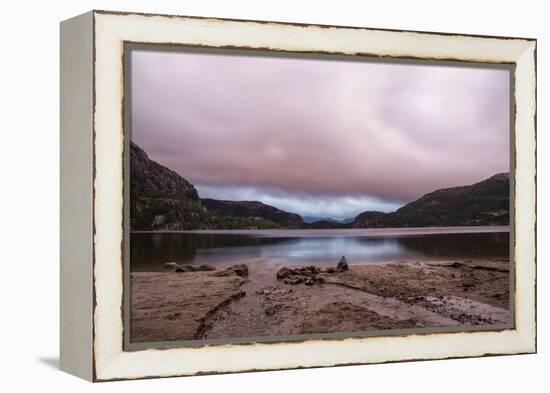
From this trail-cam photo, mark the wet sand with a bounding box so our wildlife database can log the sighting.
[130,258,510,343]
[130,271,245,343]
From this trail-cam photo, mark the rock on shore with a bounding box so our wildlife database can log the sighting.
[276,256,349,285]
[131,258,511,343]
[213,264,249,277]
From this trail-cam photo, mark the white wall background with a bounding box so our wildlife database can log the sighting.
[0,0,546,391]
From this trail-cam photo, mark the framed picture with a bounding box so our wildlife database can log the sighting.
[60,10,537,381]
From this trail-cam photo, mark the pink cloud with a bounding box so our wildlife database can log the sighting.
[131,49,510,205]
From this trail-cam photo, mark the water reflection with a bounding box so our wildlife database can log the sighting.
[395,232,509,258]
[130,230,510,272]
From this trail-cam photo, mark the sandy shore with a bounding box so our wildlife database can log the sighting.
[130,271,245,342]
[130,258,510,343]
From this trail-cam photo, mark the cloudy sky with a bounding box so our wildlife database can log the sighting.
[131,49,510,220]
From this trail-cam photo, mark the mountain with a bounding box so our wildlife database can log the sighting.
[131,142,509,230]
[352,173,510,228]
[303,216,334,224]
[201,198,304,228]
[131,143,297,230]
[302,216,354,224]
[130,142,210,230]
[302,220,351,229]
[351,211,389,228]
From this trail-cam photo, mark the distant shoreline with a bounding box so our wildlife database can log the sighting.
[131,225,510,236]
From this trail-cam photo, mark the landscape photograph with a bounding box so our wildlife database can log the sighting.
[128,48,511,344]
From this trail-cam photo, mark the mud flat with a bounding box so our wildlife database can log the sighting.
[320,259,510,326]
[130,270,245,343]
[130,258,510,343]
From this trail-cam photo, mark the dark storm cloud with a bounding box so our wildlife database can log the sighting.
[131,49,509,215]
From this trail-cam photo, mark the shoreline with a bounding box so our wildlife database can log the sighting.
[130,257,510,343]
[131,225,510,236]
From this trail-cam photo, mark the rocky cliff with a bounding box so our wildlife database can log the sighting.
[131,143,285,230]
[130,142,210,230]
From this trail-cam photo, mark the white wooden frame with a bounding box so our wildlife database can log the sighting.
[60,10,536,382]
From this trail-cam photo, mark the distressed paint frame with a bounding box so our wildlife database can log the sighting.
[122,44,517,351]
[60,10,536,382]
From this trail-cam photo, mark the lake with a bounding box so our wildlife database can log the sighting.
[130,226,510,272]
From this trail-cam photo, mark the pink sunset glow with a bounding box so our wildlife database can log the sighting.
[130,48,510,219]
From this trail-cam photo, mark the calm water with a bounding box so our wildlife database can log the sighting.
[130,227,510,272]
